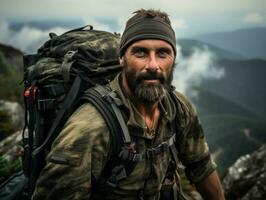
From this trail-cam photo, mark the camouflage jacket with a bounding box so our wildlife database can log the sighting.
[32,74,216,200]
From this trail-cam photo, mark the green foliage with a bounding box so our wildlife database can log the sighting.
[0,110,16,140]
[0,52,23,104]
[0,156,22,183]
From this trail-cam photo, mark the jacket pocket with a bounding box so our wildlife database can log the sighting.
[47,150,83,167]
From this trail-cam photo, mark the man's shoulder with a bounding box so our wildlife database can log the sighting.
[172,90,197,116]
[51,102,110,150]
[69,102,106,126]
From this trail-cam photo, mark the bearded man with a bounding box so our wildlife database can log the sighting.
[32,9,225,200]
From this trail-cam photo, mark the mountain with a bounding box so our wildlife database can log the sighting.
[190,58,266,172]
[193,87,261,119]
[0,43,23,72]
[197,59,266,121]
[194,27,266,59]
[177,39,244,60]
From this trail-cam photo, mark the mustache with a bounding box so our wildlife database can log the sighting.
[136,71,166,83]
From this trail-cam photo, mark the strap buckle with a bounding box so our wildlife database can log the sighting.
[37,99,57,111]
[24,86,39,101]
[105,165,127,188]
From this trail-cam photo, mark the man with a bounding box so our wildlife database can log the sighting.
[32,9,225,200]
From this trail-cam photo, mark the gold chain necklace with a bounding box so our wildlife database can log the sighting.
[146,114,156,137]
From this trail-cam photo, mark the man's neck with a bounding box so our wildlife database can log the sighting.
[121,73,160,132]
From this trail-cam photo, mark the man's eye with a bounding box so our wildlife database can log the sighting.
[134,50,146,57]
[158,51,168,58]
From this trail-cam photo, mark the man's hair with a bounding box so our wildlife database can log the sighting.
[126,9,171,27]
[119,9,176,57]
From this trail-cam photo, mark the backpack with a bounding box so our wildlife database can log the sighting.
[0,25,186,200]
[0,25,122,200]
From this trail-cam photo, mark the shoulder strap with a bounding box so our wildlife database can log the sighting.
[169,90,186,170]
[81,85,124,169]
[82,85,137,199]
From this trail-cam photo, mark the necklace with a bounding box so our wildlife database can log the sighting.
[145,112,157,137]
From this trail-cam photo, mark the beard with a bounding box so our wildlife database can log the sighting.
[123,60,175,104]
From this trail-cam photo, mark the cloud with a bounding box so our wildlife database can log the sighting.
[173,45,225,97]
[0,19,122,53]
[0,20,68,53]
[243,13,263,24]
[171,18,187,29]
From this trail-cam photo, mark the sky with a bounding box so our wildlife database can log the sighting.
[1,0,266,37]
[0,0,264,94]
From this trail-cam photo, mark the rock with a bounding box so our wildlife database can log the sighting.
[0,130,23,162]
[0,100,24,130]
[222,145,266,200]
[0,130,23,184]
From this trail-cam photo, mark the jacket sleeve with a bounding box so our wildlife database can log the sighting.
[173,91,216,184]
[32,103,111,200]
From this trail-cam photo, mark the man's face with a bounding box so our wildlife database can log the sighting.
[120,39,175,103]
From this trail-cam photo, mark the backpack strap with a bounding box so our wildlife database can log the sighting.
[32,76,82,157]
[168,91,187,200]
[63,25,93,34]
[81,85,137,199]
[22,76,83,196]
[93,86,132,144]
[169,90,186,170]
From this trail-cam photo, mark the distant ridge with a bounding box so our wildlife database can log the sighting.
[0,43,23,71]
[177,38,244,60]
[195,27,266,59]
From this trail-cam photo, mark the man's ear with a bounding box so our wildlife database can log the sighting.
[119,57,125,65]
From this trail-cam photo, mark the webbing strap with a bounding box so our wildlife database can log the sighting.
[82,87,128,199]
[43,84,65,97]
[105,93,131,144]
[32,76,82,157]
[169,91,186,170]
[170,145,185,170]
[81,87,123,176]
[62,50,76,82]
[120,134,176,162]
[104,165,127,188]
[93,86,131,144]
[37,99,57,111]
[63,25,93,34]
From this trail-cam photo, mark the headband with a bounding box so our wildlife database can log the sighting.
[119,18,176,56]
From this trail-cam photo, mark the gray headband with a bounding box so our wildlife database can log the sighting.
[119,18,176,56]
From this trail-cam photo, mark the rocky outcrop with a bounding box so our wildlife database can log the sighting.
[0,130,23,183]
[0,130,23,162]
[0,43,23,72]
[222,145,266,199]
[0,100,24,130]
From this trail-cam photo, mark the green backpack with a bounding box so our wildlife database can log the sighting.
[22,25,124,198]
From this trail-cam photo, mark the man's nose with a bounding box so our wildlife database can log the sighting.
[145,53,159,71]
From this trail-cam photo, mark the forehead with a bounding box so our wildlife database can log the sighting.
[128,39,173,51]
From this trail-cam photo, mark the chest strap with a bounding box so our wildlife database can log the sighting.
[119,134,176,162]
